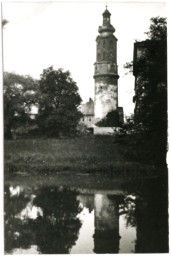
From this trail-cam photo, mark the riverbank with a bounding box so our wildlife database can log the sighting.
[4,135,165,178]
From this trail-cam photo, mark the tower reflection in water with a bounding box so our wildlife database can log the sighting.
[76,191,126,254]
[76,180,168,254]
[5,178,168,254]
[94,194,120,253]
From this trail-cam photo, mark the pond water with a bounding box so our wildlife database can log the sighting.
[4,173,168,254]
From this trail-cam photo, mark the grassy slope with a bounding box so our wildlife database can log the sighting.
[4,136,157,176]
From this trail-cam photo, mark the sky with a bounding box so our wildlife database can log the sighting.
[2,1,167,117]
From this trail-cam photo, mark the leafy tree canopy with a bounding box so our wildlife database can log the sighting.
[145,17,167,40]
[37,66,82,137]
[124,16,167,165]
[3,72,38,138]
[96,110,121,127]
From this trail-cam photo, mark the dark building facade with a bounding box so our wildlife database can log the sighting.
[133,40,166,114]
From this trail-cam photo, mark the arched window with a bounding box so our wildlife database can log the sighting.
[103,52,105,59]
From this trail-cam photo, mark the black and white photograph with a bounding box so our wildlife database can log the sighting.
[1,0,169,254]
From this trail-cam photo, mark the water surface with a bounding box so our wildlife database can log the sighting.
[4,173,168,254]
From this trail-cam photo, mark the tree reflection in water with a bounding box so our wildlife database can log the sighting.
[4,186,82,254]
[134,177,168,253]
[32,187,82,254]
[4,185,33,253]
[4,177,168,254]
[120,177,168,253]
[119,194,136,228]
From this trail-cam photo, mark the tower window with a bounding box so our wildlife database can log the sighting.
[98,53,101,61]
[103,40,106,47]
[103,52,105,59]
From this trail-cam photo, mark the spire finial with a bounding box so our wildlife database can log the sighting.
[106,5,107,10]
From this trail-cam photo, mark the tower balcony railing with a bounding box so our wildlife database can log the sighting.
[98,25,115,34]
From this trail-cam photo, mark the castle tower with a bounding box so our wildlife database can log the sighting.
[94,7,119,120]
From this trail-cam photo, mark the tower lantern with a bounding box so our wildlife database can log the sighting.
[102,6,111,25]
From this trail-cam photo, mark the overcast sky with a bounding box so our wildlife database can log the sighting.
[2,1,167,116]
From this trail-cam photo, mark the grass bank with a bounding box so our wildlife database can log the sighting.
[4,135,161,178]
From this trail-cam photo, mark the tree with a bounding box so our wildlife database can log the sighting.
[96,110,120,127]
[124,17,167,165]
[145,17,167,40]
[3,72,37,138]
[37,66,82,137]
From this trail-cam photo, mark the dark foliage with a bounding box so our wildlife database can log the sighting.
[96,110,121,127]
[36,66,82,137]
[145,17,167,40]
[3,72,38,139]
[124,17,167,166]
